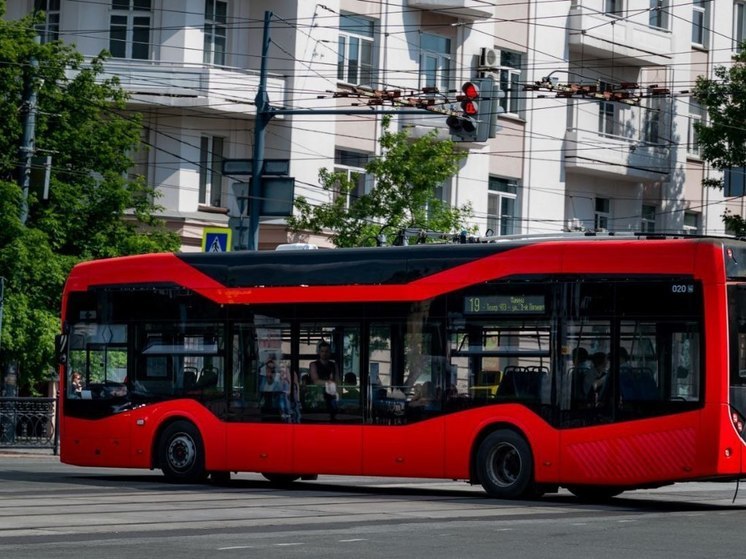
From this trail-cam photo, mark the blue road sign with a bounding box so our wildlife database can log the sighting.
[202,227,232,252]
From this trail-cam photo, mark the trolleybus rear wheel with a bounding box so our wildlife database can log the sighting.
[476,429,535,499]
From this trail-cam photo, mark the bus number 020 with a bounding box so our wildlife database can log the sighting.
[672,284,693,294]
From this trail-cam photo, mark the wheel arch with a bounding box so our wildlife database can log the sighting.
[150,415,199,470]
[469,422,533,485]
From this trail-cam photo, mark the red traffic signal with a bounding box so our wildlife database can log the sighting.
[461,81,480,115]
[446,78,496,142]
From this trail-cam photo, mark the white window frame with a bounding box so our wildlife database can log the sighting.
[735,2,746,52]
[643,96,663,145]
[337,13,375,86]
[598,83,617,136]
[649,0,670,30]
[498,51,524,117]
[487,177,519,236]
[204,0,227,66]
[419,32,451,93]
[595,197,610,231]
[199,136,224,207]
[683,211,700,234]
[605,0,624,17]
[334,149,372,209]
[688,100,703,157]
[110,0,151,60]
[692,0,708,48]
[641,204,656,233]
[34,0,60,43]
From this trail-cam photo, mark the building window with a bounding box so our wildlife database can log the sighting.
[725,168,746,198]
[499,51,524,117]
[199,136,224,207]
[641,204,656,232]
[683,211,700,234]
[337,13,375,86]
[334,149,372,209]
[692,0,708,47]
[735,2,746,51]
[419,33,451,93]
[605,0,624,17]
[204,0,227,65]
[428,178,453,222]
[110,0,151,60]
[487,177,519,236]
[34,0,60,43]
[649,0,669,30]
[643,96,662,144]
[688,100,703,157]
[598,82,617,136]
[595,198,610,231]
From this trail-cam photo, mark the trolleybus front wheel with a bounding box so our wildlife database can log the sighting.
[158,420,207,483]
[476,429,535,499]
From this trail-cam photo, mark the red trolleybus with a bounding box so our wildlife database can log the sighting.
[57,236,746,499]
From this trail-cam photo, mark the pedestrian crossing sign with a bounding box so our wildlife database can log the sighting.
[202,227,232,253]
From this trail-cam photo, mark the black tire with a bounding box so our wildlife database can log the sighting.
[158,420,206,483]
[262,473,301,486]
[476,429,535,499]
[567,485,624,502]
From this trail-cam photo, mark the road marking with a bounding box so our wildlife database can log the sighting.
[339,538,367,542]
[275,543,303,547]
[218,546,253,550]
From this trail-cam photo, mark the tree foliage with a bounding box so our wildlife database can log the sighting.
[288,116,472,247]
[693,46,746,235]
[0,4,179,393]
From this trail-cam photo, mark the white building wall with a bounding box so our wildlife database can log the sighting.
[9,0,746,244]
[523,0,570,234]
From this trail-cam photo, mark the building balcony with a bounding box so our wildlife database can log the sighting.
[94,60,286,116]
[406,0,493,20]
[567,5,672,66]
[564,128,670,182]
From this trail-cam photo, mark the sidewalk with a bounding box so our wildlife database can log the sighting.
[0,447,58,457]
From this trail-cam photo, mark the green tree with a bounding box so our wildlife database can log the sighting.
[693,46,746,234]
[288,116,472,247]
[0,4,179,393]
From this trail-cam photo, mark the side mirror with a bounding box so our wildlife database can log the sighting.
[55,334,69,365]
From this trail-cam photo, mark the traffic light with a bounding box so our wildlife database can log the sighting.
[446,78,496,142]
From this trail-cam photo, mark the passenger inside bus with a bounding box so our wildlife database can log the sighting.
[587,352,609,406]
[618,348,658,401]
[309,341,339,421]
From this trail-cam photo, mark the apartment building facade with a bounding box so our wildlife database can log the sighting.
[8,1,740,250]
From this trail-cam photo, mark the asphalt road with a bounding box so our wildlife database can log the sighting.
[1,452,745,558]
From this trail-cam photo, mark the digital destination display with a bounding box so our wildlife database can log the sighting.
[464,295,546,314]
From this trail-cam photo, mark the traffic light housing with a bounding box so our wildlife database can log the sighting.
[446,78,496,142]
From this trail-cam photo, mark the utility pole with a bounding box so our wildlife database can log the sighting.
[18,35,40,225]
[247,11,273,251]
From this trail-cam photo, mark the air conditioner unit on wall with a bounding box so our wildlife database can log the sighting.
[480,47,500,69]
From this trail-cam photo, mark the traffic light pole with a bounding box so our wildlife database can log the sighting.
[247,11,273,252]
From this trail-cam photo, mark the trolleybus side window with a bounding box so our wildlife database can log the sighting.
[133,322,225,403]
[447,283,553,416]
